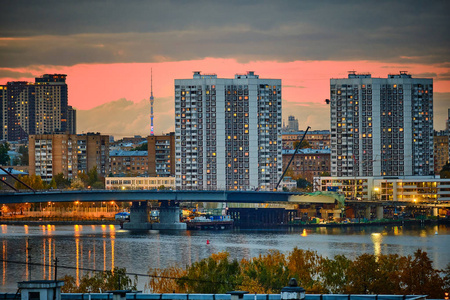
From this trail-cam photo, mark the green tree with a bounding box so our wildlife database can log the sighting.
[18,145,29,165]
[440,161,450,179]
[53,173,71,189]
[178,252,242,294]
[0,142,10,165]
[296,178,311,189]
[293,140,310,150]
[60,267,137,293]
[319,254,351,293]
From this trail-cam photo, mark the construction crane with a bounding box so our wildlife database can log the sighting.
[275,126,311,191]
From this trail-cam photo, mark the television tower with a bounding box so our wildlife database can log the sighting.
[150,69,154,136]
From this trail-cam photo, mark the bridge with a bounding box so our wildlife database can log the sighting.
[0,189,299,204]
[0,189,346,230]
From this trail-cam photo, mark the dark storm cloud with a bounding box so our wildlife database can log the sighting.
[0,69,34,79]
[0,0,449,67]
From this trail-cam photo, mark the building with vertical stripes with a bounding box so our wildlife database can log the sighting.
[175,71,282,191]
[0,74,76,141]
[329,71,433,177]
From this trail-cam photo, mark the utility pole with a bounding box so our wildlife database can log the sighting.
[54,257,58,281]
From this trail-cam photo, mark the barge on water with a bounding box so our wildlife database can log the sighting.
[186,215,234,230]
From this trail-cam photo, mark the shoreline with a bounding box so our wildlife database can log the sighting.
[0,218,448,227]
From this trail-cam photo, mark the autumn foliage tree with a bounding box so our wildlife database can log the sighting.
[60,267,137,293]
[147,249,447,298]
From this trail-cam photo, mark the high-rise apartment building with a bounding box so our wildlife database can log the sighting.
[175,71,282,191]
[0,74,76,141]
[434,132,449,174]
[330,71,433,177]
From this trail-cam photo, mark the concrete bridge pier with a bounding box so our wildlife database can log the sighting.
[365,206,372,220]
[152,200,187,230]
[123,201,152,230]
[432,207,439,217]
[376,205,384,220]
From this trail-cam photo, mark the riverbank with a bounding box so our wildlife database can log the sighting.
[1,217,448,227]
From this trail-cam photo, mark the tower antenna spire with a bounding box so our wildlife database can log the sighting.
[150,68,154,136]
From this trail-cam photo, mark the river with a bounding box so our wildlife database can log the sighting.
[0,223,449,292]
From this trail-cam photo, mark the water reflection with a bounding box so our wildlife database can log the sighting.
[2,240,6,285]
[371,233,383,257]
[0,224,449,293]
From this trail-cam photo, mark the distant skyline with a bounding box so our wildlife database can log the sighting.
[1,1,449,138]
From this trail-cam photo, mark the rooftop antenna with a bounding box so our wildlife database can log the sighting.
[150,69,154,136]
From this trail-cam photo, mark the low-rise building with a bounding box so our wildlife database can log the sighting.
[147,132,175,177]
[109,150,148,176]
[29,132,109,181]
[282,130,330,150]
[282,148,331,182]
[314,176,450,204]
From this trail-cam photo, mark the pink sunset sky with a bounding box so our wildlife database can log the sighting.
[1,1,449,138]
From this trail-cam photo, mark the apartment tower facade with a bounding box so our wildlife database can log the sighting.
[330,71,433,177]
[175,71,282,191]
[0,74,76,141]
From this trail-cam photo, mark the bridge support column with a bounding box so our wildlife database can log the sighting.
[376,205,384,220]
[152,201,187,230]
[365,206,371,220]
[432,207,439,217]
[123,201,152,230]
[333,209,341,220]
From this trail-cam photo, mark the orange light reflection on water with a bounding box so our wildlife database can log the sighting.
[2,240,6,285]
[25,238,29,280]
[301,229,308,237]
[110,225,115,271]
[1,225,6,234]
[48,238,52,280]
[24,225,29,235]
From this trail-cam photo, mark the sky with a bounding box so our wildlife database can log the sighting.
[1,0,449,138]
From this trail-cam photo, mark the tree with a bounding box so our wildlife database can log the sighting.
[400,249,445,298]
[345,254,380,294]
[440,161,450,179]
[18,145,29,165]
[293,140,310,150]
[297,178,311,189]
[132,143,148,151]
[70,178,85,190]
[53,173,71,189]
[0,142,10,165]
[287,248,325,293]
[178,252,242,294]
[319,254,351,293]
[60,267,137,293]
[240,250,289,293]
[147,266,187,293]
[14,174,48,190]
